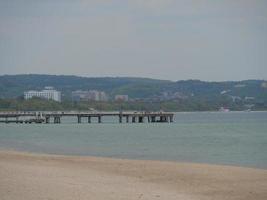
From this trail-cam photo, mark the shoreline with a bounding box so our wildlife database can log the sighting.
[1,147,266,170]
[1,150,267,200]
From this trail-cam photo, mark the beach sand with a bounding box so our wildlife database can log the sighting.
[0,151,267,200]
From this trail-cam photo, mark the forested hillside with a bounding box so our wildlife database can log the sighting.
[0,74,266,111]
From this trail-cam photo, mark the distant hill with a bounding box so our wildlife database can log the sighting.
[0,74,171,99]
[0,74,266,103]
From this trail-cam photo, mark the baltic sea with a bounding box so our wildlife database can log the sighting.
[1,111,267,168]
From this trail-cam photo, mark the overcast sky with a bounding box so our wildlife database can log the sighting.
[0,0,266,81]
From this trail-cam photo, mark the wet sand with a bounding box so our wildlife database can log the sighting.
[0,150,267,200]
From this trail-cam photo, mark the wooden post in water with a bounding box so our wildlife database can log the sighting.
[54,116,58,123]
[45,116,50,124]
[88,116,91,123]
[78,116,81,123]
[170,115,173,123]
[98,116,102,123]
[119,110,123,123]
[57,117,61,123]
[163,116,167,122]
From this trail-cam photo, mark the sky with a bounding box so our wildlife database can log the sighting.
[0,0,266,81]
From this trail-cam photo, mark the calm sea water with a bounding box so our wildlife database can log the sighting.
[0,112,267,168]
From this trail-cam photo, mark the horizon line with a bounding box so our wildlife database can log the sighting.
[0,73,266,83]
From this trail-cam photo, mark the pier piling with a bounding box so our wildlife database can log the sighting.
[78,116,81,123]
[98,116,102,123]
[138,116,144,123]
[45,116,50,124]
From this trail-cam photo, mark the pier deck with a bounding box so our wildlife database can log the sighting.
[0,111,174,124]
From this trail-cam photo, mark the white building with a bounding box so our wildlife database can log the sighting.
[72,90,108,102]
[24,86,61,102]
[115,95,129,102]
[98,91,108,101]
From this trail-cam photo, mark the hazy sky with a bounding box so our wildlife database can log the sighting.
[0,0,266,81]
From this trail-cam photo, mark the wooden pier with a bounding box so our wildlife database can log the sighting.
[0,111,174,124]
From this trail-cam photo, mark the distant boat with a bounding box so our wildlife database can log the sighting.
[219,107,230,112]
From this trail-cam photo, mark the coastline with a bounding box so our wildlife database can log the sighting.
[1,150,267,200]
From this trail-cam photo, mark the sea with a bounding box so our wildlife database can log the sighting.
[0,111,267,169]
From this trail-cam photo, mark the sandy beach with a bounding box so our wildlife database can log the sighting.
[0,151,266,200]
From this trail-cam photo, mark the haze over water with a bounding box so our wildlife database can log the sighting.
[0,112,267,169]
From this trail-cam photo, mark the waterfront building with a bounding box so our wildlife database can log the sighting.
[98,91,108,101]
[24,86,61,102]
[115,95,129,102]
[72,90,108,102]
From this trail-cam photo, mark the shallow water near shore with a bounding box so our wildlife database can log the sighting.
[0,111,267,168]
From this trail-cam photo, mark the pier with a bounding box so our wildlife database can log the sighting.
[0,111,174,124]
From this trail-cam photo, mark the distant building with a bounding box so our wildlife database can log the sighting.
[230,96,241,102]
[245,96,255,101]
[115,95,129,102]
[98,91,108,101]
[220,90,231,95]
[24,86,61,102]
[234,84,246,88]
[72,90,108,102]
[261,82,267,88]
